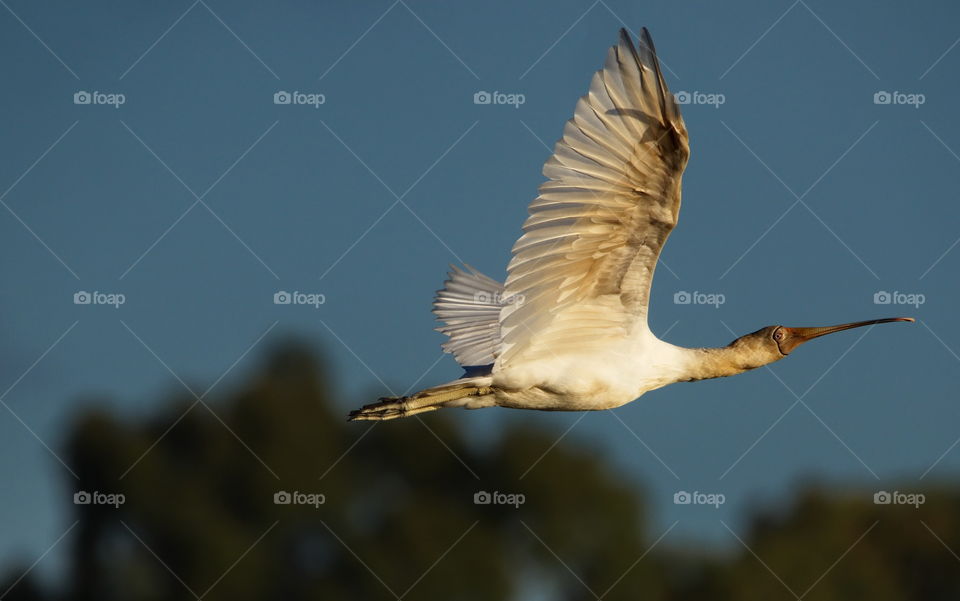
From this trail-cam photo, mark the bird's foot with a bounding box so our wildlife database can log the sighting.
[348,396,440,421]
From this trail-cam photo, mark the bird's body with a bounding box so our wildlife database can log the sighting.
[491,335,694,411]
[446,333,690,412]
[348,28,912,422]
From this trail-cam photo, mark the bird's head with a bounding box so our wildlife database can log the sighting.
[731,317,915,366]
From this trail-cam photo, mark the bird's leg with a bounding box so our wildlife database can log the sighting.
[348,386,493,421]
[353,404,441,421]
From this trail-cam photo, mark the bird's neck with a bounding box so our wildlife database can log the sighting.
[675,345,773,383]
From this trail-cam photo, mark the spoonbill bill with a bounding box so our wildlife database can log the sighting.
[348,28,912,421]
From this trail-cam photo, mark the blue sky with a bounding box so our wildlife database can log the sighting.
[1,0,959,582]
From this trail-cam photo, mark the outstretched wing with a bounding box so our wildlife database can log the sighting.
[496,28,689,369]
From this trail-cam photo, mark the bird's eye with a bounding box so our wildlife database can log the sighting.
[773,328,785,341]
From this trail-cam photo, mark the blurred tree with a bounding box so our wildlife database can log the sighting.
[0,568,44,601]
[3,343,959,601]
[679,486,960,601]
[55,343,668,601]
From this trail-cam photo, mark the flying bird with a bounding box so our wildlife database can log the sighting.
[348,28,912,421]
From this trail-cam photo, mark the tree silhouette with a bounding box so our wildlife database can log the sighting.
[2,343,959,601]
[37,344,668,600]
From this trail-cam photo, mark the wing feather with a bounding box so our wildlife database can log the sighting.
[495,28,689,369]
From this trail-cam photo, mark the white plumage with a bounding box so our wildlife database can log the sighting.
[432,264,504,367]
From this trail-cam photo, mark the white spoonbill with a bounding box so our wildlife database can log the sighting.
[349,28,912,421]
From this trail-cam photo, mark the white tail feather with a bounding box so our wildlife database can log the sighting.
[432,264,504,367]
